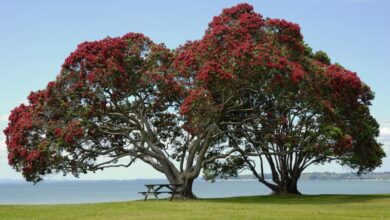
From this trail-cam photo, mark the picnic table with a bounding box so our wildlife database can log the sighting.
[139,184,184,201]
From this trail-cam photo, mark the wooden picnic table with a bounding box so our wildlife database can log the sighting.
[139,184,184,201]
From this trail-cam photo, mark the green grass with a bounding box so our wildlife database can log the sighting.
[1,194,390,220]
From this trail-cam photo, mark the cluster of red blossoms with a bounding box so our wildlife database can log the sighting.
[54,121,84,144]
[3,103,47,178]
[175,3,363,120]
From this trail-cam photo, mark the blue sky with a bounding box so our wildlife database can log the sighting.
[0,0,389,180]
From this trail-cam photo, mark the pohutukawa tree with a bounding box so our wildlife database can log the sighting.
[3,33,225,198]
[174,4,385,194]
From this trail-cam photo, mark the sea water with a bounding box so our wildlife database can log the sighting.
[0,179,389,204]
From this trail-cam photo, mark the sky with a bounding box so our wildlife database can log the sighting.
[0,0,390,181]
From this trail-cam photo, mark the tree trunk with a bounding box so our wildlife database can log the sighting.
[271,177,301,195]
[164,171,197,199]
[181,177,197,199]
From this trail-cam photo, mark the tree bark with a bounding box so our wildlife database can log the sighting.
[246,154,302,195]
[270,178,301,195]
[161,164,198,199]
[165,175,197,199]
[181,177,197,199]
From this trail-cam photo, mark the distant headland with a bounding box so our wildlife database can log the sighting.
[235,172,390,181]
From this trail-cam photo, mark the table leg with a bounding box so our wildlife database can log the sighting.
[170,188,176,201]
[145,186,153,202]
[154,192,159,200]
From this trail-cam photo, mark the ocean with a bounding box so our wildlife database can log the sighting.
[0,179,389,204]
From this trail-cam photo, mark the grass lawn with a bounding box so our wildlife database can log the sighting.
[1,194,389,220]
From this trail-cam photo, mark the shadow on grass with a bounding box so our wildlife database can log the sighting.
[200,194,390,205]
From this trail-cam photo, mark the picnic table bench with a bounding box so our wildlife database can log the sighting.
[139,184,184,201]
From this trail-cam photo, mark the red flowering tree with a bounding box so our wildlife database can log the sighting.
[175,4,384,194]
[3,33,224,198]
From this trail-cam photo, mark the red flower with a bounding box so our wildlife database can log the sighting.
[54,128,62,138]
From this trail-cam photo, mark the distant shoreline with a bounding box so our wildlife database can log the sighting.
[234,172,390,181]
[1,172,390,183]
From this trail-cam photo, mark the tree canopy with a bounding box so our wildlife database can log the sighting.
[174,3,384,194]
[3,33,223,198]
[3,3,384,196]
